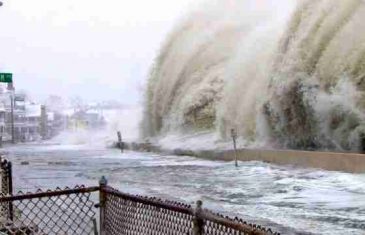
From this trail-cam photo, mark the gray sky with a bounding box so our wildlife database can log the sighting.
[0,0,198,105]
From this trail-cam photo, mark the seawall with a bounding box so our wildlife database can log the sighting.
[118,142,365,173]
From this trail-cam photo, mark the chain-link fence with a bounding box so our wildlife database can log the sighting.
[0,186,99,235]
[0,157,12,196]
[101,186,194,235]
[201,208,278,235]
[0,157,12,221]
[0,162,279,235]
[100,181,279,235]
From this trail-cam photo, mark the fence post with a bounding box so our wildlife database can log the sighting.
[1,159,13,220]
[117,131,123,153]
[92,218,99,235]
[231,129,238,167]
[0,159,5,195]
[99,176,108,235]
[193,200,204,235]
[7,161,13,220]
[1,159,3,192]
[8,161,13,195]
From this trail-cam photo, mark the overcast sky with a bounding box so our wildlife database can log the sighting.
[0,0,199,105]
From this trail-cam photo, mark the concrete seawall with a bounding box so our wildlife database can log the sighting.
[118,142,365,173]
[217,149,365,173]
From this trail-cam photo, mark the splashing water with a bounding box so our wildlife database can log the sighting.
[143,0,365,151]
[48,107,142,147]
[4,144,365,234]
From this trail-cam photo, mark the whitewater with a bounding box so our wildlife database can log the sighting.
[143,0,365,152]
[2,143,364,234]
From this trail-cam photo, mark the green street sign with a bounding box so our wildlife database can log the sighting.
[0,73,12,83]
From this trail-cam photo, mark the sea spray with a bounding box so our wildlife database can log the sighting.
[143,0,365,151]
[48,107,142,146]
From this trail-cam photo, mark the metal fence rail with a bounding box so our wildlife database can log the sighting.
[0,186,99,235]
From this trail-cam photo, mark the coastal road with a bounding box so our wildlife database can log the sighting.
[2,143,365,235]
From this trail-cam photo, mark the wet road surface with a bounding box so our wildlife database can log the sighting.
[2,143,365,235]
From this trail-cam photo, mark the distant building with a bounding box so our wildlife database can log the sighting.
[51,112,68,134]
[0,84,115,143]
[0,103,6,139]
[0,85,57,142]
[23,103,42,141]
[68,109,105,130]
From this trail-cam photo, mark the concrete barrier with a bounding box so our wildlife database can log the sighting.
[217,149,365,173]
[119,142,365,173]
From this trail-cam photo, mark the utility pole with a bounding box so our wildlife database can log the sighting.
[40,105,47,140]
[7,83,15,144]
[10,92,14,144]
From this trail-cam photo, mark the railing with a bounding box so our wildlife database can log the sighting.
[0,162,279,235]
[0,157,12,196]
[0,186,99,235]
[0,157,12,221]
[100,178,278,235]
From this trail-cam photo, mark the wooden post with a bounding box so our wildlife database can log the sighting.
[99,176,107,235]
[231,129,238,167]
[193,200,203,235]
[117,131,123,153]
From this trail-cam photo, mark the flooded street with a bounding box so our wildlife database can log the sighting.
[2,143,365,235]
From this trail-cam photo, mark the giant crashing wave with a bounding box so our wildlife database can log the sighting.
[142,0,365,152]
